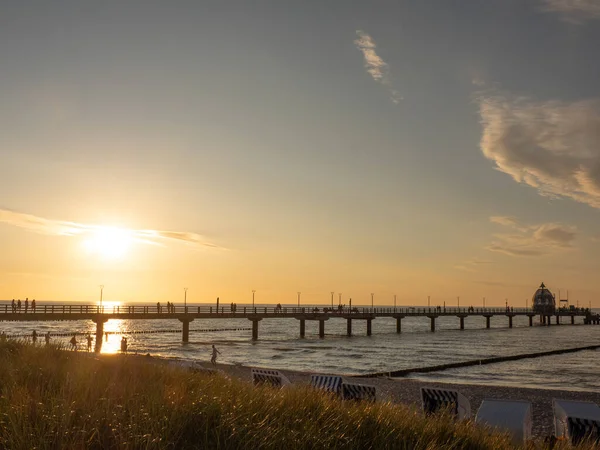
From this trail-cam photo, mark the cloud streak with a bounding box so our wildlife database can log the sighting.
[0,208,220,248]
[486,216,577,257]
[479,93,600,209]
[539,0,600,23]
[354,30,402,104]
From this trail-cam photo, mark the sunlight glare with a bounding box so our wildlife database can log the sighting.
[82,226,133,259]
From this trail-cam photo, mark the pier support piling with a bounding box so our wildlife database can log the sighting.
[250,319,261,341]
[300,319,305,338]
[366,319,372,336]
[179,318,194,343]
[92,317,108,353]
[347,318,352,337]
[508,316,513,328]
[319,320,325,338]
[459,316,465,330]
[571,315,575,325]
[396,317,402,334]
[556,315,560,325]
[485,316,491,329]
[429,316,437,332]
[547,316,551,326]
[529,316,533,327]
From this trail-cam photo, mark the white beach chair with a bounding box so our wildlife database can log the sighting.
[341,382,376,402]
[475,399,532,445]
[310,375,343,395]
[420,387,471,419]
[251,368,291,388]
[553,399,600,444]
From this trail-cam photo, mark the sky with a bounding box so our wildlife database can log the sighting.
[1,1,599,306]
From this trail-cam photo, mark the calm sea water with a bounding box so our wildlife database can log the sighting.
[1,301,598,392]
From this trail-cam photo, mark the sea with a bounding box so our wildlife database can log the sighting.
[1,301,598,393]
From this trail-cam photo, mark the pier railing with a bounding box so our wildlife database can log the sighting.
[0,304,587,316]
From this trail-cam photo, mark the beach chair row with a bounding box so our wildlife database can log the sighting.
[421,387,600,445]
[250,370,377,402]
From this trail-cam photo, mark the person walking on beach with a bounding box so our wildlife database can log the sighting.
[69,334,77,351]
[31,330,38,344]
[86,333,93,352]
[120,336,128,354]
[45,332,51,345]
[210,344,221,366]
[31,299,36,312]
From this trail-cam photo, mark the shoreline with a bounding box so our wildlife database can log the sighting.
[174,358,600,439]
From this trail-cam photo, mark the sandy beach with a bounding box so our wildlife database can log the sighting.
[190,360,600,439]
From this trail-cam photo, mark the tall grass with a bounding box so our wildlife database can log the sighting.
[0,340,593,449]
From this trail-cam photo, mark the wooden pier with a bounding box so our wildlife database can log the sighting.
[0,304,593,352]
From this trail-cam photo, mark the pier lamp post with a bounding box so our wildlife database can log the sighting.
[505,299,508,310]
[331,291,334,308]
[297,291,301,307]
[428,295,430,308]
[338,293,342,306]
[394,294,397,309]
[252,290,255,308]
[371,293,374,310]
[99,285,104,308]
[483,297,486,309]
[457,296,460,309]
[184,287,188,310]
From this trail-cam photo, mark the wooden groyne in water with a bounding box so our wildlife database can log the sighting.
[360,344,600,378]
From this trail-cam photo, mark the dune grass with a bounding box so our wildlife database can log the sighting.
[0,340,594,449]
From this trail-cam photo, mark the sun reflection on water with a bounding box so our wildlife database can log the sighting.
[101,319,129,354]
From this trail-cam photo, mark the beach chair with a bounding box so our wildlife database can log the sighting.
[420,387,471,419]
[310,375,343,395]
[553,399,600,444]
[475,399,532,445]
[251,368,291,388]
[341,382,376,402]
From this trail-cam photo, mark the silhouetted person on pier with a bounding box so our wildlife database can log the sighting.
[24,298,29,313]
[70,334,77,351]
[157,302,161,313]
[121,336,128,354]
[11,299,15,312]
[31,330,37,344]
[31,299,36,312]
[17,299,21,311]
[211,344,221,366]
[45,332,51,345]
[86,333,93,352]
[166,301,171,313]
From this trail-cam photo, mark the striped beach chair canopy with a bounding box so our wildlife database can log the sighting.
[475,399,532,445]
[310,375,343,394]
[341,382,376,402]
[251,368,291,388]
[553,399,600,444]
[420,387,471,420]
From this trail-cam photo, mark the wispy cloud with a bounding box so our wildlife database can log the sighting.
[454,257,494,272]
[354,30,402,104]
[0,208,220,248]
[486,215,577,257]
[539,0,600,23]
[479,93,600,209]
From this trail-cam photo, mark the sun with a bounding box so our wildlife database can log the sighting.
[82,226,134,259]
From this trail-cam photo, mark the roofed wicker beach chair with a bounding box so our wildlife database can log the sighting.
[475,399,532,445]
[251,368,291,388]
[553,399,600,445]
[341,382,376,402]
[420,387,471,419]
[310,374,343,395]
